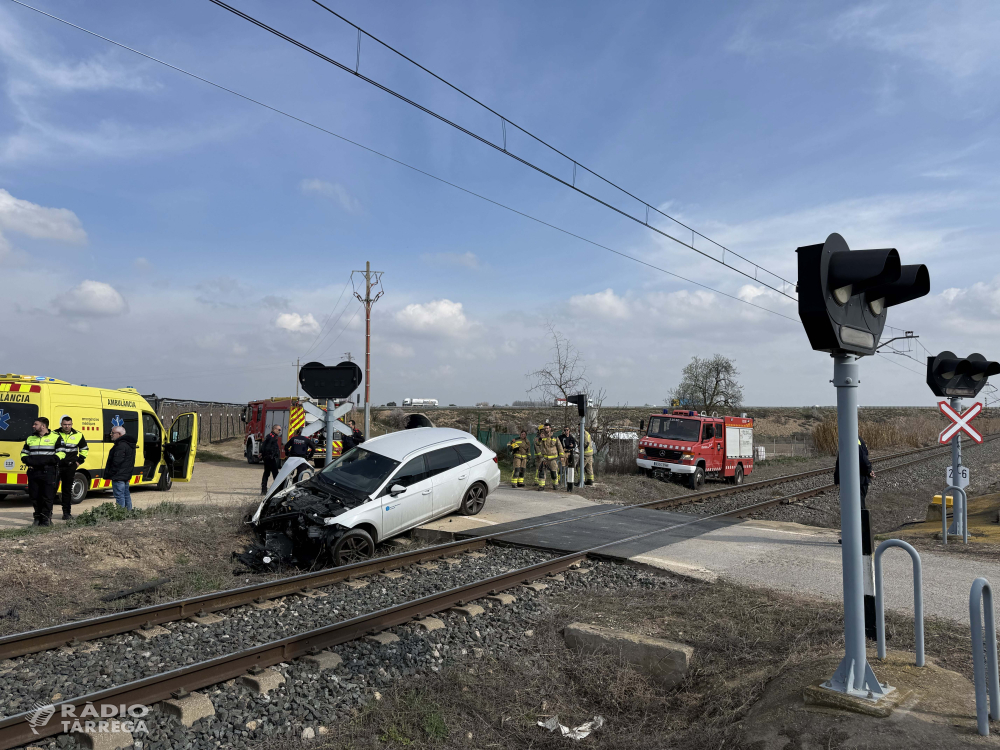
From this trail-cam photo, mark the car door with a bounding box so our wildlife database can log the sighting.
[424,446,469,515]
[702,422,722,472]
[166,412,198,482]
[381,454,433,536]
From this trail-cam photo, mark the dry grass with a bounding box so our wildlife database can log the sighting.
[812,412,1000,455]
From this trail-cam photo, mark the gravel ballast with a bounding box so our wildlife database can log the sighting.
[4,557,673,750]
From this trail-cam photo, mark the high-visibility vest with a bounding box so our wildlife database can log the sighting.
[55,429,89,462]
[21,432,66,468]
[583,431,594,456]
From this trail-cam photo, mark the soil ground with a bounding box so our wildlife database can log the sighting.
[258,576,983,750]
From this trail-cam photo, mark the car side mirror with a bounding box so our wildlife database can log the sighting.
[389,484,406,497]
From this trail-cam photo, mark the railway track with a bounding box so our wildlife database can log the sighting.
[0,436,992,748]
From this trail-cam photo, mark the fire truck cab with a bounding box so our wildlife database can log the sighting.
[242,397,341,467]
[637,409,754,489]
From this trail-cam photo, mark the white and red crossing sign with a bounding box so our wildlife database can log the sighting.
[938,400,984,444]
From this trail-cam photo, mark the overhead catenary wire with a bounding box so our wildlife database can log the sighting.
[206,0,797,300]
[302,277,353,358]
[316,302,363,359]
[6,0,798,324]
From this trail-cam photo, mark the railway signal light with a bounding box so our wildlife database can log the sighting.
[926,351,1000,398]
[298,360,363,400]
[567,394,587,418]
[797,233,929,356]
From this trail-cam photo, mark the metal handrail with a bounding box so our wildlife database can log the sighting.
[874,539,923,666]
[970,577,1000,736]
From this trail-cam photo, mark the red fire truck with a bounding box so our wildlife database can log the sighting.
[637,409,754,489]
[242,397,342,467]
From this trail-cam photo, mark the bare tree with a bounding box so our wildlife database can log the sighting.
[527,322,589,406]
[667,354,744,412]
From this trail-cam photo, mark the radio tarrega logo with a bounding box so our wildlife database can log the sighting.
[28,702,55,734]
[0,409,9,431]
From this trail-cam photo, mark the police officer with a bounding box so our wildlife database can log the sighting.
[21,417,66,526]
[260,424,282,494]
[508,430,530,488]
[535,425,564,491]
[284,431,317,482]
[559,428,578,490]
[833,436,875,508]
[54,415,88,520]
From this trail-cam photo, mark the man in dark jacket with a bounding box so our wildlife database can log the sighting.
[833,435,876,509]
[260,424,283,494]
[105,426,137,510]
[284,432,317,482]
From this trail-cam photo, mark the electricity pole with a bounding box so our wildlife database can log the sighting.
[295,358,300,399]
[352,261,384,437]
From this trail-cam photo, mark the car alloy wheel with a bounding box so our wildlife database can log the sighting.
[459,484,486,516]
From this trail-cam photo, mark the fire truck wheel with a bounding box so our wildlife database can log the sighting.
[689,466,705,490]
[733,464,744,485]
[245,441,257,464]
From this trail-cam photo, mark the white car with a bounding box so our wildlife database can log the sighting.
[245,427,500,568]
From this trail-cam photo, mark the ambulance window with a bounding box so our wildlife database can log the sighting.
[0,403,40,441]
[142,413,161,444]
[103,409,139,442]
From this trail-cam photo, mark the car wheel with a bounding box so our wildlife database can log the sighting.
[157,467,173,492]
[734,464,744,485]
[689,467,705,490]
[331,529,375,566]
[70,472,88,504]
[459,483,487,516]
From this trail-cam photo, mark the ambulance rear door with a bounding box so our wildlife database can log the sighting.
[166,412,198,482]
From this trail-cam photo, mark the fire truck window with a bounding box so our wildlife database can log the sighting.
[647,417,700,442]
[702,424,714,441]
[257,405,262,422]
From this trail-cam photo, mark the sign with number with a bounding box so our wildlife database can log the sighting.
[946,465,970,488]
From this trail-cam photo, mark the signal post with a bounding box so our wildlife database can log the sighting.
[798,233,929,702]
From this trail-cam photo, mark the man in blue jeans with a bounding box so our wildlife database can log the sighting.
[105,426,137,509]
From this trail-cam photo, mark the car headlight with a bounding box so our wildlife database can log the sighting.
[681,453,693,460]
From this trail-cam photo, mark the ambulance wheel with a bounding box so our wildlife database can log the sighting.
[331,529,375,567]
[689,467,705,490]
[70,472,88,504]
[733,465,744,485]
[157,468,172,492]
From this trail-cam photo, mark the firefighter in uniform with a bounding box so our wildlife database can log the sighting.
[508,430,530,488]
[54,415,88,521]
[535,425,564,490]
[21,417,66,526]
[580,427,596,486]
[284,431,317,482]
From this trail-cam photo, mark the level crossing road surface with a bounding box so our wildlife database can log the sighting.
[422,487,1000,629]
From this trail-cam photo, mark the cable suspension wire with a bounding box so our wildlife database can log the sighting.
[302,277,353,357]
[317,302,363,359]
[6,0,798,324]
[206,0,797,300]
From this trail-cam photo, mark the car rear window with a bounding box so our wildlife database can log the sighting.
[454,442,483,462]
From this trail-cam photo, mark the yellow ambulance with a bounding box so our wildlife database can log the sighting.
[0,374,198,504]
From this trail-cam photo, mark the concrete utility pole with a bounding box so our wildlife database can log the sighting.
[352,261,384,438]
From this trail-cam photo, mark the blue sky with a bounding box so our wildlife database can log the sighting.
[1,0,999,406]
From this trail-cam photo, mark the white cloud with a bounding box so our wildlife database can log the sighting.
[300,178,363,214]
[0,188,86,243]
[275,312,320,335]
[134,257,153,272]
[421,251,480,269]
[385,342,415,358]
[394,299,476,337]
[568,288,631,320]
[53,280,128,317]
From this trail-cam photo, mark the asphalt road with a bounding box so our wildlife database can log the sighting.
[0,460,259,528]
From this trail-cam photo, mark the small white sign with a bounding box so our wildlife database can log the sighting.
[946,465,970,489]
[3,459,13,471]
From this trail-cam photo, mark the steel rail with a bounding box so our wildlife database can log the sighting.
[0,437,980,661]
[0,551,586,748]
[0,437,992,746]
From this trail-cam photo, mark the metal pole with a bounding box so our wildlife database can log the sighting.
[580,409,586,489]
[971,577,1000,736]
[325,402,335,468]
[823,354,889,699]
[874,539,924,666]
[950,396,963,540]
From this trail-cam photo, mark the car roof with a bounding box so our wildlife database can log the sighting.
[361,427,478,461]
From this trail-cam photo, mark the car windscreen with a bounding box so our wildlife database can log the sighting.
[317,447,400,496]
[647,416,701,442]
